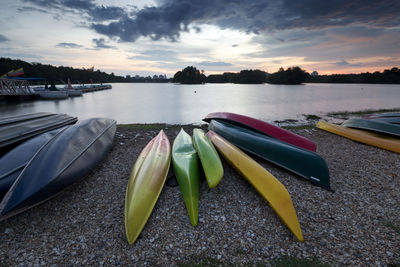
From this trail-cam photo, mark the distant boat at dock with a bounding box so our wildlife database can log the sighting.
[38,90,69,100]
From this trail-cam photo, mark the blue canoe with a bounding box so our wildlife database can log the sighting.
[0,118,116,219]
[0,126,70,200]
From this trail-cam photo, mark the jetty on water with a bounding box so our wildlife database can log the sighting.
[0,77,111,101]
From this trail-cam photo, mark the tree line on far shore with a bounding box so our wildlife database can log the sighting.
[0,57,171,84]
[2,57,399,85]
[174,66,310,84]
[173,66,400,84]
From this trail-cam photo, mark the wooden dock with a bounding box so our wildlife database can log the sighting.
[79,84,112,93]
[1,78,112,100]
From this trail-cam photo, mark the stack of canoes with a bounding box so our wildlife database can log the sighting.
[316,115,400,154]
[0,115,116,221]
[0,112,77,152]
[124,112,333,244]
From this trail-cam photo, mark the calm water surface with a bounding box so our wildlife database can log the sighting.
[1,83,399,124]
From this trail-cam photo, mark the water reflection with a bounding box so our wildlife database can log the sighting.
[0,83,399,124]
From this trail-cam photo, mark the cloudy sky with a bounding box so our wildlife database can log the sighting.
[0,0,399,76]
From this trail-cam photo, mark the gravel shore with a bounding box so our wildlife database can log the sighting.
[1,123,399,266]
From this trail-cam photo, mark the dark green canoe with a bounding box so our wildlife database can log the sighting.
[208,120,331,190]
[342,118,400,137]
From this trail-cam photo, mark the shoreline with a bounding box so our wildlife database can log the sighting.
[1,120,400,266]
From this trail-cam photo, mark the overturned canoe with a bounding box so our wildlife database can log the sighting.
[364,112,400,118]
[125,130,171,245]
[316,120,400,154]
[0,126,69,200]
[342,118,400,138]
[206,130,303,241]
[0,112,54,126]
[208,120,331,190]
[172,129,200,226]
[203,112,316,152]
[192,128,223,188]
[0,113,77,148]
[0,118,116,219]
[367,117,400,124]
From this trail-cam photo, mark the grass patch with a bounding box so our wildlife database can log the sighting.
[327,108,400,118]
[177,255,328,267]
[282,124,314,130]
[117,123,188,130]
[271,256,330,267]
[235,248,246,256]
[274,119,298,124]
[177,255,228,267]
[303,114,321,120]
[383,220,400,234]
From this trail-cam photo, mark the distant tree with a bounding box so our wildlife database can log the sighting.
[306,67,400,84]
[173,66,206,84]
[267,66,309,84]
[232,69,267,84]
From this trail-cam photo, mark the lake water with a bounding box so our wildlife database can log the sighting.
[1,83,399,124]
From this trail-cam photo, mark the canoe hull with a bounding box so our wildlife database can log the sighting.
[206,130,303,241]
[0,126,69,200]
[192,128,223,188]
[208,120,331,190]
[316,120,400,154]
[342,118,400,137]
[0,113,77,149]
[367,117,400,124]
[125,130,171,244]
[0,118,116,218]
[172,129,200,226]
[204,112,316,152]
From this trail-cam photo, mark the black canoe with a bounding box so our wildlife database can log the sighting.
[208,120,331,190]
[0,118,116,219]
[0,113,77,148]
[0,126,70,200]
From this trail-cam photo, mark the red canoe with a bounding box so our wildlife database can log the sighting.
[203,112,317,152]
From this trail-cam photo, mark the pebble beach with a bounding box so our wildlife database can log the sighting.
[0,123,399,266]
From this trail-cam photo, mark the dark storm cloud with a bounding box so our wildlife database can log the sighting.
[56,42,83,48]
[22,0,400,42]
[90,0,400,42]
[22,0,125,21]
[92,38,116,49]
[0,34,9,42]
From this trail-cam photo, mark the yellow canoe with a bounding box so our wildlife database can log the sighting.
[316,120,400,154]
[125,130,171,245]
[206,130,304,242]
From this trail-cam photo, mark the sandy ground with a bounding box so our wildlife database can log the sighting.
[0,123,399,266]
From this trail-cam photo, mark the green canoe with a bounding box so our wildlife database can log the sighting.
[172,128,200,226]
[208,120,331,191]
[192,128,223,188]
[342,118,400,137]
